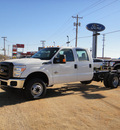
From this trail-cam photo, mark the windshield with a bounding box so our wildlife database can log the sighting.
[32,48,59,60]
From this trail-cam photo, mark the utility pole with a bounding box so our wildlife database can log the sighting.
[40,40,46,47]
[1,37,7,57]
[102,34,105,58]
[72,15,83,47]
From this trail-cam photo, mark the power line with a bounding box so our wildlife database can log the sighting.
[94,9,120,21]
[44,1,119,46]
[49,1,105,44]
[52,24,73,43]
[70,35,92,42]
[46,0,106,42]
[102,30,120,35]
[70,29,120,42]
[83,0,119,17]
[5,29,120,49]
[46,17,73,41]
[77,0,105,15]
[45,0,103,43]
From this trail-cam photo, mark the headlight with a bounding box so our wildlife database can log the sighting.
[13,65,26,77]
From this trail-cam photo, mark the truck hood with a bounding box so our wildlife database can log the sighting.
[5,58,48,66]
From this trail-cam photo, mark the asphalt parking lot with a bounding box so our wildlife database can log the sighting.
[0,81,120,130]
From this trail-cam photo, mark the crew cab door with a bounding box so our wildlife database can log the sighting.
[75,48,93,81]
[52,49,77,84]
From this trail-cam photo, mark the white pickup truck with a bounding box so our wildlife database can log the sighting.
[0,47,119,99]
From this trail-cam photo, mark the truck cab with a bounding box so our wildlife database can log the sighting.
[51,47,93,84]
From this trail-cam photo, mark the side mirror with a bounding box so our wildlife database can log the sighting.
[54,55,66,64]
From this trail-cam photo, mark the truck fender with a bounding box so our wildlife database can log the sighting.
[114,64,120,70]
[23,71,49,88]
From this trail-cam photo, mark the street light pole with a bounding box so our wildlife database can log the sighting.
[66,36,70,47]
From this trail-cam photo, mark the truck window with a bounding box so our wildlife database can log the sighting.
[57,49,74,62]
[76,49,89,61]
[32,48,59,60]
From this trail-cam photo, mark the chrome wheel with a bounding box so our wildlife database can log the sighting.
[31,83,43,98]
[108,73,119,89]
[112,77,119,88]
[25,78,46,99]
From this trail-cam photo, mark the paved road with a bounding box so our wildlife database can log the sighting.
[0,81,120,130]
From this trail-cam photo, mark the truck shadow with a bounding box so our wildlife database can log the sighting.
[46,83,107,99]
[0,83,110,107]
[0,88,26,107]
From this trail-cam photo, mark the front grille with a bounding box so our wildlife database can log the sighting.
[0,62,13,79]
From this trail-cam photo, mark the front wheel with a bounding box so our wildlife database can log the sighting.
[25,78,46,99]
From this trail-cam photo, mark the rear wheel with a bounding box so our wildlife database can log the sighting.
[108,73,119,88]
[103,73,110,88]
[25,78,46,99]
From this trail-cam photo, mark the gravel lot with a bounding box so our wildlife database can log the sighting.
[0,81,120,130]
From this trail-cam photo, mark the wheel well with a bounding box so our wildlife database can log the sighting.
[114,65,120,70]
[24,72,49,88]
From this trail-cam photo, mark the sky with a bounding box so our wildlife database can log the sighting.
[0,0,120,58]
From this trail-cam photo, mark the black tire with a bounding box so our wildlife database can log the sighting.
[81,80,92,84]
[25,78,46,99]
[108,73,119,89]
[103,73,110,88]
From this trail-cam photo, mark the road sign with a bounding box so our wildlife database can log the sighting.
[16,44,24,48]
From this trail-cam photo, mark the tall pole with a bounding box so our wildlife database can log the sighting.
[92,31,100,58]
[1,37,7,58]
[92,31,97,58]
[76,15,78,47]
[8,45,10,57]
[72,15,83,47]
[102,34,105,58]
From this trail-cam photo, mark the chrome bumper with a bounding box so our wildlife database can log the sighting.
[0,78,25,88]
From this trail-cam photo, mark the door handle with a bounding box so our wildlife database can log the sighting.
[89,64,92,68]
[74,64,77,69]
